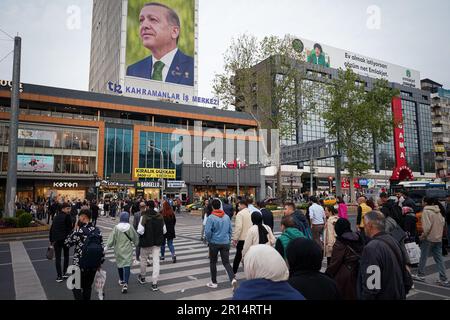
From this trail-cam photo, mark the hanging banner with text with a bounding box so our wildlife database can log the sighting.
[134,168,176,179]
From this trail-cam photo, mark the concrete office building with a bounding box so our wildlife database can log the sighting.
[422,79,450,186]
[235,43,435,194]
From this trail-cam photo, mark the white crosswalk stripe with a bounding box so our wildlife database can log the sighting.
[95,215,450,300]
[96,216,243,300]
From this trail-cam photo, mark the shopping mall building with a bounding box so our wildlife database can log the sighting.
[0,82,263,205]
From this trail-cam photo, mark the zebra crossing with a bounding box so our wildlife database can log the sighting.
[96,216,282,300]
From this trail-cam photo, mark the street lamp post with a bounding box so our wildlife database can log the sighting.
[148,145,164,204]
[288,173,295,200]
[93,171,99,203]
[203,175,212,200]
[236,158,240,198]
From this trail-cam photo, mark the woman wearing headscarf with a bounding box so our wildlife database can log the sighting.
[287,238,340,300]
[242,212,276,258]
[325,218,364,300]
[106,212,139,294]
[232,245,305,300]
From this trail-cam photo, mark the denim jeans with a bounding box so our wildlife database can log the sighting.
[161,238,175,258]
[118,267,130,284]
[418,240,448,281]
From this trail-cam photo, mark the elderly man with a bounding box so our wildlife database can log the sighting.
[357,211,411,300]
[126,2,194,86]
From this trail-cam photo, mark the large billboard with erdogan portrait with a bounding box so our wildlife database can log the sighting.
[119,0,198,103]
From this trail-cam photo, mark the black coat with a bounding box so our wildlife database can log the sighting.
[261,208,274,230]
[163,215,176,240]
[357,232,407,300]
[288,271,340,300]
[325,232,364,300]
[90,204,99,219]
[49,213,73,243]
[139,213,164,248]
[223,203,234,219]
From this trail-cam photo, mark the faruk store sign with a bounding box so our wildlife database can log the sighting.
[202,158,248,169]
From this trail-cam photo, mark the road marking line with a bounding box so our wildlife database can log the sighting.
[413,289,450,299]
[10,241,47,300]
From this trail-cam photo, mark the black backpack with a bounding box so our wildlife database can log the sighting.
[79,228,103,270]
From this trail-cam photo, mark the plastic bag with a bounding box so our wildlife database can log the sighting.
[94,269,107,300]
[405,242,421,265]
[46,246,54,260]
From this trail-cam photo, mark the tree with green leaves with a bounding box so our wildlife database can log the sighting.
[323,68,399,203]
[213,34,318,198]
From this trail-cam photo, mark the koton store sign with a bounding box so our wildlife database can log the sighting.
[53,182,79,188]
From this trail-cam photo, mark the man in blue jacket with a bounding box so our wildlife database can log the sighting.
[205,198,237,290]
[126,2,194,86]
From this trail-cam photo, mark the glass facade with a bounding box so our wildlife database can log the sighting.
[377,107,395,170]
[418,103,434,173]
[104,127,133,178]
[402,100,420,172]
[0,122,98,174]
[138,131,183,181]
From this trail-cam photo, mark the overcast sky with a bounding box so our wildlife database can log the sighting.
[0,0,449,99]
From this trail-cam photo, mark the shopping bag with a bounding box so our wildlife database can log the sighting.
[405,242,421,265]
[94,269,107,300]
[46,246,54,260]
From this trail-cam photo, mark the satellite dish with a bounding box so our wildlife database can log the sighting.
[292,39,304,53]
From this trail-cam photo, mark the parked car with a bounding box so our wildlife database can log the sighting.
[186,202,203,211]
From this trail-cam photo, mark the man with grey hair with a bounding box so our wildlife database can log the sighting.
[126,2,194,85]
[357,211,411,300]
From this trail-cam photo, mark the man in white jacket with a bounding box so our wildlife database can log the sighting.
[232,199,253,275]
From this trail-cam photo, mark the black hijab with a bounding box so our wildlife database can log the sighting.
[286,238,322,272]
[334,218,352,239]
[251,212,268,244]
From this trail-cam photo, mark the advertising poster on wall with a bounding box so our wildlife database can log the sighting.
[293,37,421,89]
[18,129,57,147]
[18,155,55,173]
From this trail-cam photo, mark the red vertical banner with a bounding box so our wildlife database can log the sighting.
[391,97,414,181]
[392,97,407,168]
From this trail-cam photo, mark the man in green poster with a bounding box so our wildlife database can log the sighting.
[307,43,330,67]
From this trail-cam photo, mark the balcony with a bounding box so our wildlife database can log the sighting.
[433,127,444,133]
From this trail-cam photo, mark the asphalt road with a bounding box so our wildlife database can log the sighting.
[0,212,449,300]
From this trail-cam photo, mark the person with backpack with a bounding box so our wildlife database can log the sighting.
[232,200,253,275]
[161,201,177,263]
[275,215,307,259]
[49,202,73,282]
[357,211,411,300]
[64,208,105,300]
[106,212,139,294]
[379,192,404,228]
[326,218,364,300]
[137,201,165,291]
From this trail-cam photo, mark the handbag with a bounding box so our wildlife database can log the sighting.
[404,241,421,265]
[46,245,54,260]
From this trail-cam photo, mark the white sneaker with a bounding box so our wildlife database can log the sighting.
[206,282,218,289]
[133,259,140,266]
[231,278,238,291]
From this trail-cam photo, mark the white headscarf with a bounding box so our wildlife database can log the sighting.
[243,244,289,282]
